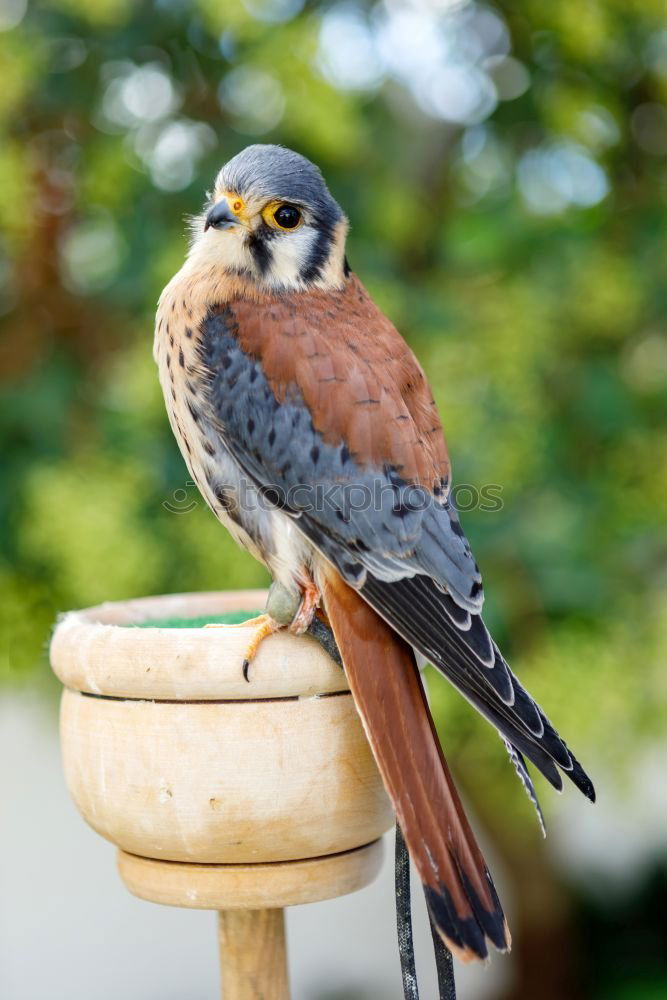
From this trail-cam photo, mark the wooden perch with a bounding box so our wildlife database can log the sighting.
[51,589,394,999]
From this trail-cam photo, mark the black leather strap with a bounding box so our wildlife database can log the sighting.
[428,906,457,1000]
[395,822,457,1000]
[395,822,419,999]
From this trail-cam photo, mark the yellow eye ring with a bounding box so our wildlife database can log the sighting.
[232,199,243,213]
[263,202,302,231]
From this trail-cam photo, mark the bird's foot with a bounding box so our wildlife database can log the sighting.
[239,614,283,682]
[204,582,341,682]
[233,582,306,683]
[266,580,343,669]
[204,607,284,682]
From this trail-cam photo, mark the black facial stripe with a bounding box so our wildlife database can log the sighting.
[247,229,273,275]
[300,219,335,283]
[246,215,336,285]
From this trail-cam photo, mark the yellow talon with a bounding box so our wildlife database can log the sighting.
[240,615,282,682]
[204,613,282,682]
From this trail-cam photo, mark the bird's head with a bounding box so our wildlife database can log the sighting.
[190,144,348,293]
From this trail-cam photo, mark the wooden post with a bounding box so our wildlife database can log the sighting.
[218,909,289,1000]
[51,589,394,999]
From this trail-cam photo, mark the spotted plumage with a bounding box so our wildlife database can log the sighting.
[155,144,594,963]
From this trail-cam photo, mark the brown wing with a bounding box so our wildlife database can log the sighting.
[228,274,450,491]
[199,279,595,802]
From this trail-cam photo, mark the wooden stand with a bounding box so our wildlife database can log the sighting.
[50,590,394,998]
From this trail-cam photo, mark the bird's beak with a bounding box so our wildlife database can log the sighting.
[204,199,240,232]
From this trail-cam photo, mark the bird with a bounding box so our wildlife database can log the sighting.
[154,143,595,963]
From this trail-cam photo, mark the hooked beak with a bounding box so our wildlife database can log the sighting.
[204,199,240,232]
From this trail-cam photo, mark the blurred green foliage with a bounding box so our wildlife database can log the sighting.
[1,1,667,995]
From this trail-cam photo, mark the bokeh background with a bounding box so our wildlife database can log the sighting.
[1,0,667,997]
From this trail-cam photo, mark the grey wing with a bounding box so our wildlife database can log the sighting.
[198,313,482,605]
[197,314,595,804]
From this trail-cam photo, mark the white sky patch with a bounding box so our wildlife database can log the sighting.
[96,61,212,191]
[101,62,181,130]
[457,124,512,200]
[0,0,27,31]
[218,67,285,134]
[517,141,609,215]
[317,4,386,92]
[388,0,473,11]
[58,215,126,295]
[483,55,530,101]
[134,119,217,191]
[414,63,497,125]
[317,1,515,127]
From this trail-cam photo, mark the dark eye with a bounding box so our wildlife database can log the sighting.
[273,204,301,230]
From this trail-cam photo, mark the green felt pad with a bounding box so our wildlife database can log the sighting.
[131,610,264,629]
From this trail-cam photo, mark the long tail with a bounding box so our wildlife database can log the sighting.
[318,564,510,963]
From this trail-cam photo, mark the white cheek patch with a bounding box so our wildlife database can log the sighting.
[188,221,324,292]
[266,226,318,289]
[210,230,253,273]
[189,224,253,275]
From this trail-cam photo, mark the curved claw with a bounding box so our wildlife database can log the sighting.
[239,613,282,682]
[237,580,342,676]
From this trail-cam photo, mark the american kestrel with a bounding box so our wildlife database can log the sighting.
[155,145,594,963]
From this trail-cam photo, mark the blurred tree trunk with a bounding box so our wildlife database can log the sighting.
[498,842,583,1000]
